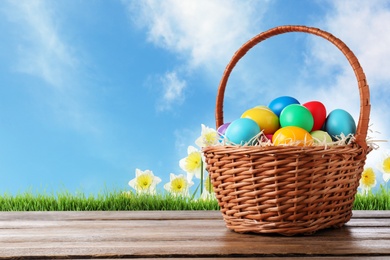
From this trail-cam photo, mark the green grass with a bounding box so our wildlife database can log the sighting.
[0,188,389,211]
[353,186,390,210]
[0,190,219,211]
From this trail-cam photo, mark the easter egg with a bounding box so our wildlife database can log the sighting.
[303,101,327,131]
[260,134,273,143]
[279,104,314,132]
[268,96,300,116]
[310,130,333,145]
[265,134,273,141]
[241,107,279,134]
[225,118,260,145]
[254,105,272,111]
[272,126,313,146]
[217,122,230,136]
[324,109,356,141]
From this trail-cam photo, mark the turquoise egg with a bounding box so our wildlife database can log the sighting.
[225,118,260,145]
[325,109,356,140]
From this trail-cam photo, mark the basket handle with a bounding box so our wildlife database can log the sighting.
[216,25,370,150]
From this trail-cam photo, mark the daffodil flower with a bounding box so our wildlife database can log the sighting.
[195,124,219,148]
[199,174,216,201]
[128,169,161,194]
[377,153,390,183]
[179,145,205,182]
[204,174,213,193]
[359,167,377,195]
[164,173,193,197]
[200,189,216,201]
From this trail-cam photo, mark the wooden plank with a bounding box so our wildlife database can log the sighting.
[88,258,390,260]
[0,210,388,221]
[0,210,222,221]
[352,210,390,218]
[0,211,389,259]
[74,258,390,260]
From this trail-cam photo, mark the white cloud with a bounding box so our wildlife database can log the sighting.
[123,0,271,108]
[310,0,390,89]
[158,71,187,111]
[127,0,267,69]
[6,1,78,89]
[2,1,103,135]
[304,0,390,172]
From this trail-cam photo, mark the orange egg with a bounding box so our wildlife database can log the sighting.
[272,126,313,146]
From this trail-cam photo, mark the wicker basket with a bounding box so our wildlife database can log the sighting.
[203,25,371,236]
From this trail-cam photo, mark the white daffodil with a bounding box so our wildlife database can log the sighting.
[359,167,377,195]
[128,169,161,195]
[195,124,219,148]
[377,152,390,183]
[204,174,214,193]
[200,189,216,201]
[179,146,205,182]
[164,173,193,197]
[199,174,216,201]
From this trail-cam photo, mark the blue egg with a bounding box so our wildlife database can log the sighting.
[225,118,260,145]
[268,96,300,117]
[325,109,356,141]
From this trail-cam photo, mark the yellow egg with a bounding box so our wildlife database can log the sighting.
[241,107,279,134]
[254,105,272,111]
[272,126,313,146]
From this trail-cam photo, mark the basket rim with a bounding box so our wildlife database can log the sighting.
[202,141,364,155]
[215,25,370,151]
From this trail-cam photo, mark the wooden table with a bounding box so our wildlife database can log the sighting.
[0,210,389,259]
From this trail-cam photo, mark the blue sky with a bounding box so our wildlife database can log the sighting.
[1,0,389,195]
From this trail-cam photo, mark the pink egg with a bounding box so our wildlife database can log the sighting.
[265,134,273,142]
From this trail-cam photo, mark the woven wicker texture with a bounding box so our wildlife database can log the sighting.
[203,25,371,235]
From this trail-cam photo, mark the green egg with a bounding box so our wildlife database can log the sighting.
[279,104,314,132]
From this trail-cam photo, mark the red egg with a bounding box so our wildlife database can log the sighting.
[303,101,327,131]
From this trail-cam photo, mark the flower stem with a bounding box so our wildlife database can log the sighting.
[191,183,200,200]
[200,160,204,196]
[208,172,212,192]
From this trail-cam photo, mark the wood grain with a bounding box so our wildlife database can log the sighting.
[0,210,389,259]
